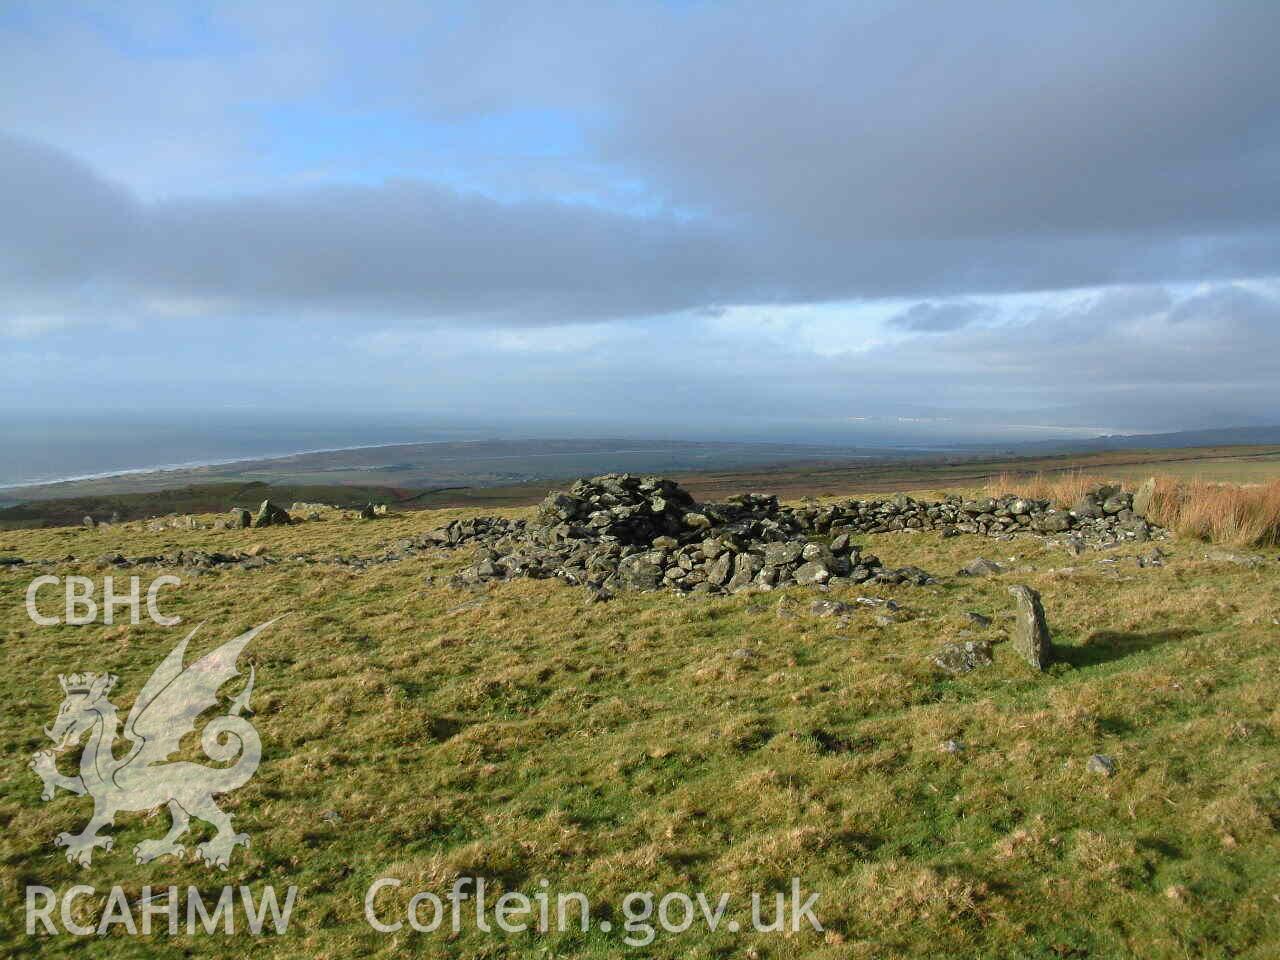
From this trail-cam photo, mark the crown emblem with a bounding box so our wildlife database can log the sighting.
[58,673,117,696]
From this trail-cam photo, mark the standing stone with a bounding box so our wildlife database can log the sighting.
[229,507,252,529]
[82,515,96,528]
[1132,477,1157,519]
[1008,584,1053,670]
[252,500,291,528]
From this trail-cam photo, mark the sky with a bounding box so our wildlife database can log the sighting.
[1,1,1279,440]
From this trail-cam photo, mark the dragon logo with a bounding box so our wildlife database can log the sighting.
[29,620,273,870]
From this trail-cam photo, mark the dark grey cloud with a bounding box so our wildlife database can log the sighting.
[591,1,1280,298]
[0,132,755,324]
[3,1,1280,326]
[888,301,990,333]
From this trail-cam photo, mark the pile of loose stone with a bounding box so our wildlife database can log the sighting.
[433,474,940,596]
[427,474,1164,597]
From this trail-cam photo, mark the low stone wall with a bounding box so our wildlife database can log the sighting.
[425,474,1162,598]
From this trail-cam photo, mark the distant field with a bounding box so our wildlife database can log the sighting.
[399,444,1280,510]
[4,444,1280,529]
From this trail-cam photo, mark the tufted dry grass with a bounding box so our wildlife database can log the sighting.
[988,471,1280,547]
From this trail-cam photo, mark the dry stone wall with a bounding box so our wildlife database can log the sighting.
[425,473,1161,597]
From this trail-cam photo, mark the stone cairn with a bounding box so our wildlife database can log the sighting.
[426,475,1160,597]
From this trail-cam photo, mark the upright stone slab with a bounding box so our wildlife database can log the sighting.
[1132,477,1157,518]
[1008,584,1053,670]
[252,499,291,528]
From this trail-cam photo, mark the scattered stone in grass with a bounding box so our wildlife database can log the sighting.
[933,640,994,674]
[321,810,342,824]
[584,585,613,605]
[941,738,966,753]
[1164,884,1189,905]
[1086,754,1117,777]
[776,598,798,620]
[966,611,992,628]
[959,557,1004,577]
[1064,534,1086,556]
[730,647,755,660]
[0,556,24,566]
[1204,549,1265,568]
[809,598,852,618]
[1008,584,1053,670]
[1137,547,1165,568]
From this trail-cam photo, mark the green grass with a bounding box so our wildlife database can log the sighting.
[1,494,1278,958]
[0,481,423,529]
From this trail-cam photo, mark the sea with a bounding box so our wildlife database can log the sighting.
[0,410,1105,492]
[0,411,477,490]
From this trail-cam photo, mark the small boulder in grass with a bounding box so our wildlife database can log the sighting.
[933,640,993,675]
[958,557,1003,577]
[1087,754,1117,777]
[809,598,852,618]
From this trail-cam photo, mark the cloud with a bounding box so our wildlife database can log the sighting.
[3,3,1280,434]
[888,301,990,333]
[3,2,1280,328]
[0,132,752,325]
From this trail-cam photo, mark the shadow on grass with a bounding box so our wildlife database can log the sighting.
[1055,628,1197,669]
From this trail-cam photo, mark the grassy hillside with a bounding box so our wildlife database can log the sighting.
[1,484,1278,958]
[0,481,433,530]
